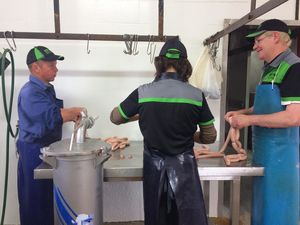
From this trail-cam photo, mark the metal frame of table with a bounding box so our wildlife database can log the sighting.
[34,141,264,225]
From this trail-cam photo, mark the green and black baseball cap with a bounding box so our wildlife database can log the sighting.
[246,19,291,39]
[26,46,64,65]
[159,37,187,59]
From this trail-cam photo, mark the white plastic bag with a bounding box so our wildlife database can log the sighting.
[189,46,223,99]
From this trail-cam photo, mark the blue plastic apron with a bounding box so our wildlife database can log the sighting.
[251,83,299,225]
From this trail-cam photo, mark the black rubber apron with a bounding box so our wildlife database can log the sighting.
[143,144,208,225]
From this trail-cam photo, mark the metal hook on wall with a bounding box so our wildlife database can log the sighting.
[132,34,139,56]
[147,35,154,56]
[86,34,91,54]
[208,39,221,71]
[146,35,156,64]
[123,34,133,55]
[3,31,17,51]
[150,43,156,64]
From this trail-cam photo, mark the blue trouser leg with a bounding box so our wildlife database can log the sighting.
[17,141,54,225]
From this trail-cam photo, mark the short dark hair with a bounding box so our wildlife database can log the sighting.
[154,56,192,82]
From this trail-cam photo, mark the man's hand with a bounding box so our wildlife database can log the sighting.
[224,111,240,122]
[228,114,251,129]
[61,107,85,123]
[224,107,253,123]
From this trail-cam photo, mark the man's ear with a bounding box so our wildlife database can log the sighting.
[31,62,41,73]
[273,32,281,43]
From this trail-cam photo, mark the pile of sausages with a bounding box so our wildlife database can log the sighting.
[194,127,247,165]
[104,136,130,151]
[103,129,247,165]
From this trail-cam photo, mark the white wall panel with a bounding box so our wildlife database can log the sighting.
[0,0,54,31]
[60,0,158,34]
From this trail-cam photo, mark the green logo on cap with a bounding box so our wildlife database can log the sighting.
[34,48,45,61]
[44,48,51,55]
[166,48,180,59]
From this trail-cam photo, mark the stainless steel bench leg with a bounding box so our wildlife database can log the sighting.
[230,177,241,225]
[203,180,210,216]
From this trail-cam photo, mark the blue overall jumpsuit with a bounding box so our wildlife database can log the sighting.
[118,72,215,225]
[251,50,300,225]
[17,75,63,225]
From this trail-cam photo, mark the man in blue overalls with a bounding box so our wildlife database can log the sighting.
[225,19,300,225]
[110,37,217,225]
[17,46,83,225]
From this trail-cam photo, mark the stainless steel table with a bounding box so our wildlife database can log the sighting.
[34,141,264,225]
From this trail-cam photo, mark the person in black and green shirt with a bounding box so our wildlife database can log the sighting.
[225,19,300,225]
[110,37,216,225]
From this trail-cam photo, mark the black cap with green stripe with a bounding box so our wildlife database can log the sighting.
[246,19,291,39]
[159,37,187,59]
[26,46,64,65]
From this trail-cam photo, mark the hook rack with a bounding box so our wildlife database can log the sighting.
[0,32,175,43]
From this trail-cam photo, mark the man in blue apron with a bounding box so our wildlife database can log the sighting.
[225,19,300,225]
[110,37,217,225]
[17,46,83,225]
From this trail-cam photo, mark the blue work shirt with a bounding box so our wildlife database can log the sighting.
[17,75,63,147]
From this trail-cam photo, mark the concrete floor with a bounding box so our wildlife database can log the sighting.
[5,178,252,225]
[104,218,239,225]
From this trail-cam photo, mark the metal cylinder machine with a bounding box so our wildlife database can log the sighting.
[41,109,111,225]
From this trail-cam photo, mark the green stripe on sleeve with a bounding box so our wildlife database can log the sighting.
[281,97,300,102]
[118,105,129,120]
[198,119,215,126]
[139,97,202,106]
